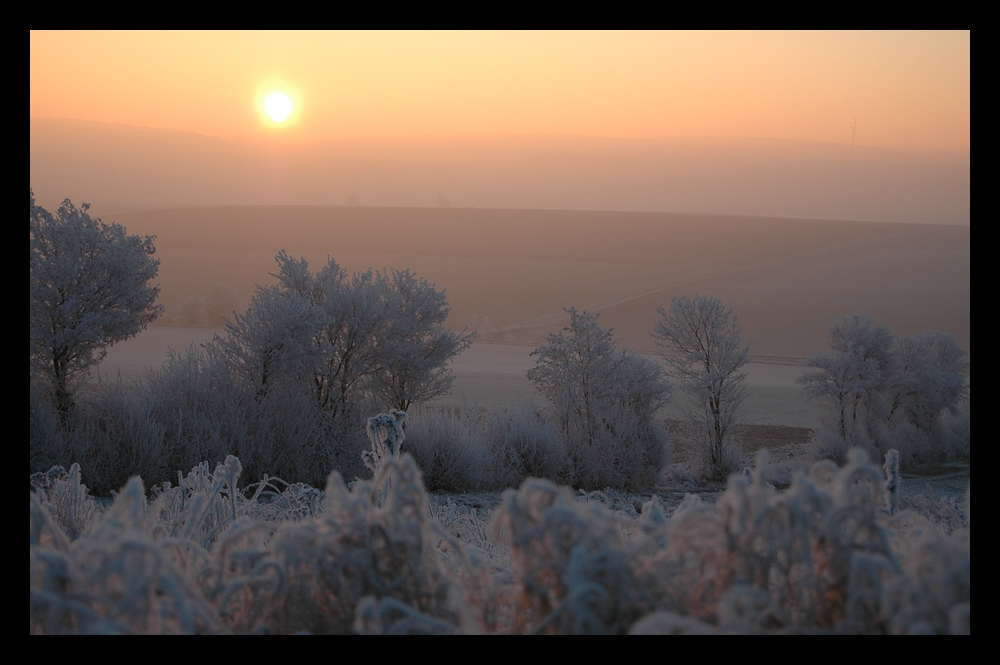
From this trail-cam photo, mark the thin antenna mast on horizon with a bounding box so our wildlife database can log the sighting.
[851,117,857,147]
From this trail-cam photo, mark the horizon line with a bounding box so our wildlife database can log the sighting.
[30,116,971,156]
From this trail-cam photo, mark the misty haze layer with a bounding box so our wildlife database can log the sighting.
[101,206,969,361]
[31,118,968,225]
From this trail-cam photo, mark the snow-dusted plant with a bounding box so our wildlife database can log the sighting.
[30,476,220,634]
[30,448,970,634]
[491,477,649,634]
[262,454,477,634]
[29,463,100,541]
[363,409,408,477]
[32,456,324,634]
[30,193,163,416]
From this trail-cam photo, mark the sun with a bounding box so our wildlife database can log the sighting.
[256,83,301,129]
[264,92,293,123]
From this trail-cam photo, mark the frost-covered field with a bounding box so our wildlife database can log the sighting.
[101,334,826,429]
[107,207,970,359]
[30,447,969,634]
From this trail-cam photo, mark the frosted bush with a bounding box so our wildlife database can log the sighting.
[404,404,566,492]
[481,405,566,489]
[30,448,970,634]
[260,454,477,634]
[403,407,491,491]
[31,477,220,634]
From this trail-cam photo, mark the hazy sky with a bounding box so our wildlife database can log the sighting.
[30,31,969,151]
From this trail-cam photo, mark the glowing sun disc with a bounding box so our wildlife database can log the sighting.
[264,92,294,123]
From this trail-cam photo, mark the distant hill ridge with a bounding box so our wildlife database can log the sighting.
[31,117,969,225]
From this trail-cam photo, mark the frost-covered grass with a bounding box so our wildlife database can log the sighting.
[30,448,969,634]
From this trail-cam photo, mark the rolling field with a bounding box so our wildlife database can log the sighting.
[99,332,824,428]
[109,206,969,361]
[96,205,968,432]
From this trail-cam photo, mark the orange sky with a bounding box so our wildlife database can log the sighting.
[30,31,969,151]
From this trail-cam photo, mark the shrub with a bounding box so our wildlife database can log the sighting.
[404,407,490,492]
[404,404,565,492]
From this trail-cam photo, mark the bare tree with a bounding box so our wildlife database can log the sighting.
[30,193,163,416]
[652,295,750,479]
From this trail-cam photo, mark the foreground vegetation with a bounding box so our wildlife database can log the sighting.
[30,447,969,634]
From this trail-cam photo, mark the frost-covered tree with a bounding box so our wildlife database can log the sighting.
[268,251,473,413]
[797,314,894,442]
[30,193,163,415]
[369,268,474,411]
[209,285,320,403]
[528,308,671,490]
[798,315,968,460]
[217,250,472,419]
[651,295,750,479]
[884,330,968,436]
